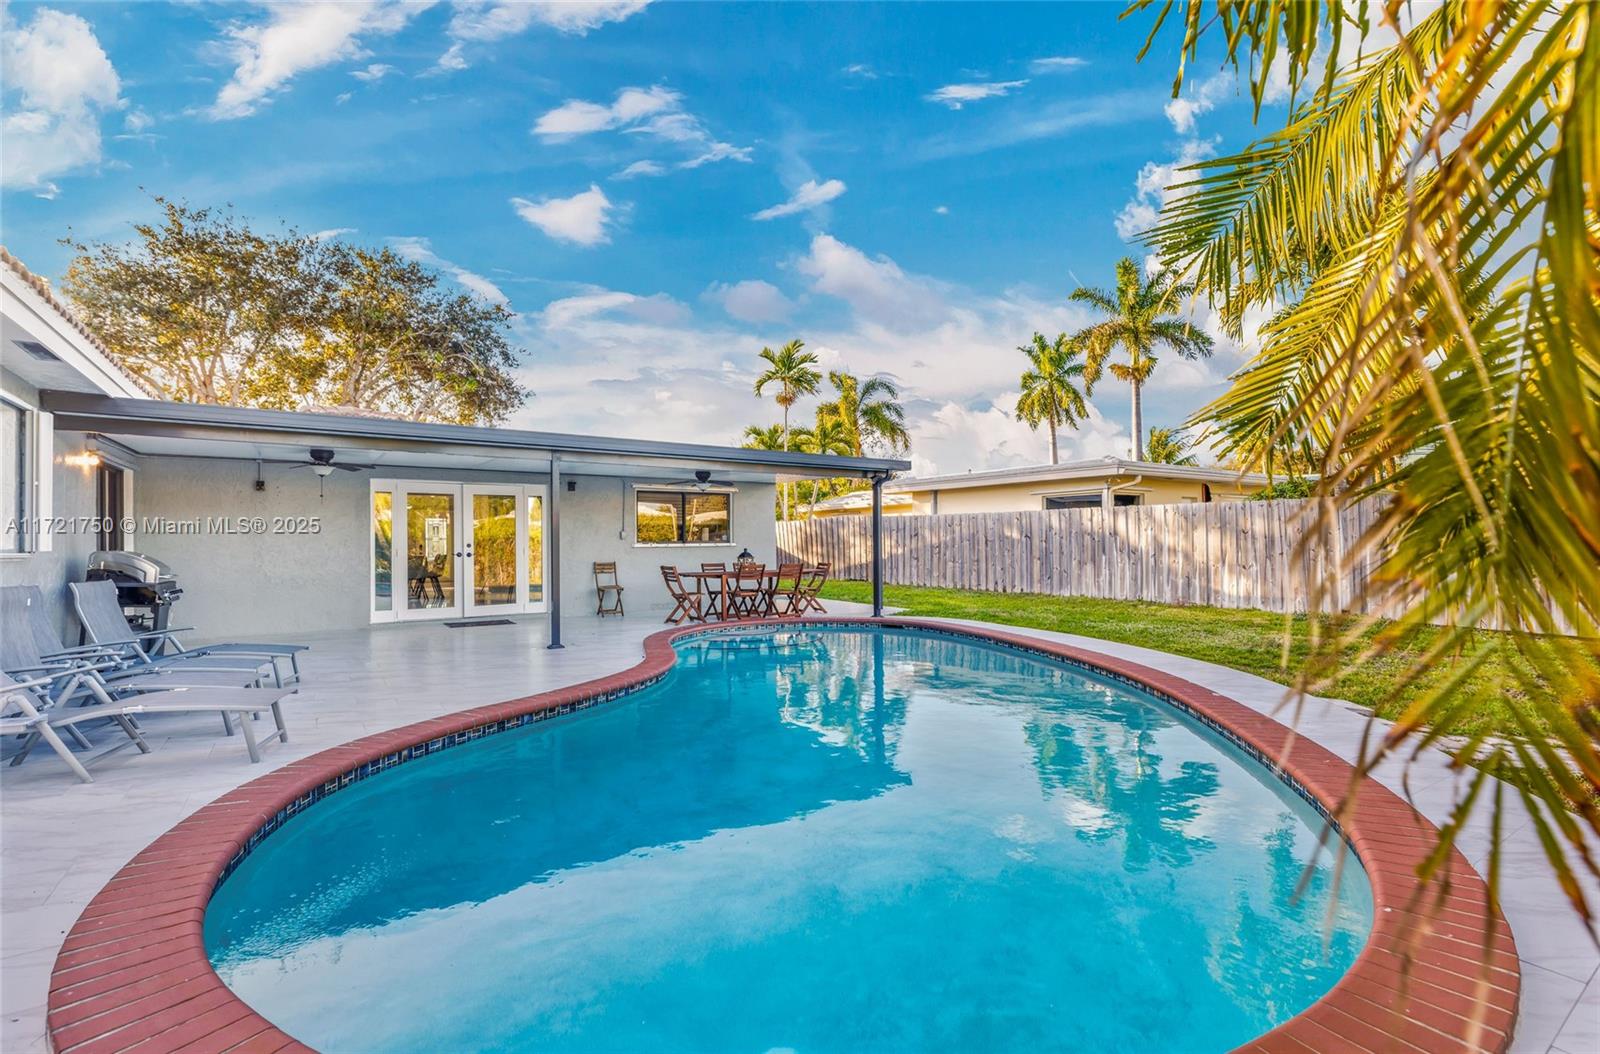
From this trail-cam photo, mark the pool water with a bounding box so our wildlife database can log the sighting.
[205,627,1371,1053]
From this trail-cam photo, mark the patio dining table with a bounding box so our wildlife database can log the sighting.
[678,568,804,621]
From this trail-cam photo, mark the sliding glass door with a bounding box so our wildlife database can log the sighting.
[370,481,548,623]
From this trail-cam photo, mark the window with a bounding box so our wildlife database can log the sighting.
[1,398,29,553]
[1043,493,1100,510]
[96,463,125,550]
[636,489,731,545]
[1113,493,1142,507]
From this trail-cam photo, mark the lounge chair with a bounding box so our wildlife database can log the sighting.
[2,586,279,738]
[68,581,295,686]
[3,668,294,775]
[2,671,150,782]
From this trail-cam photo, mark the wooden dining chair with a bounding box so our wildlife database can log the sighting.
[699,562,727,613]
[798,562,830,614]
[660,566,704,625]
[727,563,767,619]
[767,562,805,616]
[594,562,625,617]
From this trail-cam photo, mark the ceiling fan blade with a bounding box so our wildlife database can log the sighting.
[334,463,374,472]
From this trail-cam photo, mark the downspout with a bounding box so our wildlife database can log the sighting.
[1104,474,1143,509]
[546,453,563,650]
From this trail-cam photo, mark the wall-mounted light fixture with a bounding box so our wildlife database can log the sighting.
[65,436,102,469]
[567,479,576,492]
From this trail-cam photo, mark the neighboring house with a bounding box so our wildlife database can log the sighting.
[0,249,907,641]
[876,458,1269,516]
[808,490,916,518]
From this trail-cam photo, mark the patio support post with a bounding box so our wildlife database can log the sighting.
[547,453,564,650]
[870,474,885,617]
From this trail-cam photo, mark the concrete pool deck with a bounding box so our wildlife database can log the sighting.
[3,608,1595,1053]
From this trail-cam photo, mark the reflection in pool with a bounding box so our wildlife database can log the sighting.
[206,627,1371,1053]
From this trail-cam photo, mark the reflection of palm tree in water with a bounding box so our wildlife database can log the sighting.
[1205,821,1368,1024]
[1027,706,1221,871]
[773,631,906,767]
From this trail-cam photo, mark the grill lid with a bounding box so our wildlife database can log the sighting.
[88,550,175,584]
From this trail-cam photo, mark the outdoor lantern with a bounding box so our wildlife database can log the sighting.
[737,547,753,563]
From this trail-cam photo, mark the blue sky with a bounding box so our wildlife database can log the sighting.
[0,1,1283,474]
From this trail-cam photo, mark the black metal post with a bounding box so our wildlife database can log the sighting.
[870,474,884,617]
[546,453,564,649]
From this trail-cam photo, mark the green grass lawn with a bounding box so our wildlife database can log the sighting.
[819,581,1593,740]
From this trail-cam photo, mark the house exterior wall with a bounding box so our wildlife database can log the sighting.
[901,473,1260,514]
[0,368,106,646]
[118,456,776,640]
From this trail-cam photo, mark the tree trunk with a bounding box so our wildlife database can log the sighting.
[1049,418,1059,465]
[780,406,791,521]
[1131,380,1144,460]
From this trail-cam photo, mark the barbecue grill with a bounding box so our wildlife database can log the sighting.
[86,550,183,633]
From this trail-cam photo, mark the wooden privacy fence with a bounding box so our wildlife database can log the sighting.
[776,497,1388,615]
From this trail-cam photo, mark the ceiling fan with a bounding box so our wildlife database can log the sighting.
[659,469,735,491]
[295,447,377,477]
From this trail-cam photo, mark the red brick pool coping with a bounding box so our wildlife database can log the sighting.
[45,617,1520,1054]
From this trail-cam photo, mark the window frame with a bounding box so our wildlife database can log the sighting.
[633,487,735,547]
[0,392,46,556]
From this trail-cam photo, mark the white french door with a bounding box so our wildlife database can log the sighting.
[370,481,548,623]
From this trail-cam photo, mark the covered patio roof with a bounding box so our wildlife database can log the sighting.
[40,392,910,482]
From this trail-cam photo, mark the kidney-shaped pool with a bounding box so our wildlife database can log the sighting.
[205,626,1371,1053]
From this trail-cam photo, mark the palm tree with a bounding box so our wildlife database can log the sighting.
[1014,332,1089,465]
[1070,258,1214,460]
[797,412,854,517]
[1133,0,1599,959]
[753,339,821,520]
[1145,426,1198,466]
[740,423,787,451]
[822,370,910,457]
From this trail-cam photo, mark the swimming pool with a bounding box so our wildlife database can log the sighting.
[204,626,1372,1053]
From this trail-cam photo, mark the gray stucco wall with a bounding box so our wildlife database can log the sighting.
[122,456,777,640]
[0,367,108,646]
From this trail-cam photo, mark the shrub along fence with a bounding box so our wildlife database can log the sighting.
[776,497,1389,615]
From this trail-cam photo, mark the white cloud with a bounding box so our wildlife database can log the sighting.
[704,280,795,324]
[313,227,357,241]
[533,84,679,138]
[534,85,750,170]
[1163,70,1233,134]
[1115,137,1216,240]
[1030,56,1086,73]
[925,79,1027,109]
[934,205,950,215]
[613,159,666,180]
[438,0,649,69]
[351,62,396,82]
[123,108,153,133]
[841,63,878,79]
[0,6,124,193]
[510,185,617,247]
[751,179,847,221]
[496,235,1119,472]
[390,236,510,305]
[909,396,1129,476]
[207,1,422,119]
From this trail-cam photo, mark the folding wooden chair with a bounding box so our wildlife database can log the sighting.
[726,564,767,619]
[798,563,830,614]
[660,566,705,625]
[594,562,625,616]
[767,562,806,616]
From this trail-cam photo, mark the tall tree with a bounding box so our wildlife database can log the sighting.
[798,412,855,517]
[1070,258,1214,460]
[1145,426,1198,467]
[61,196,526,425]
[1014,332,1089,465]
[822,370,909,456]
[1135,0,1600,953]
[753,339,821,520]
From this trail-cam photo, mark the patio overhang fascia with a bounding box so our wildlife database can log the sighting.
[39,392,911,482]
